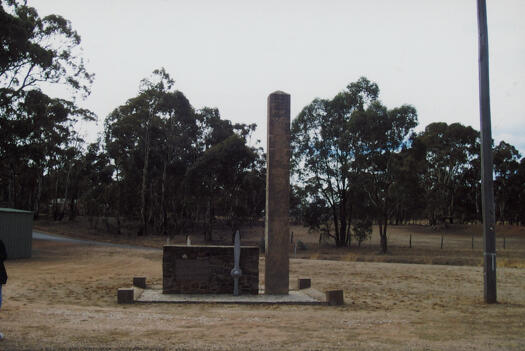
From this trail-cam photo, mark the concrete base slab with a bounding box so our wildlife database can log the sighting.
[135,288,325,305]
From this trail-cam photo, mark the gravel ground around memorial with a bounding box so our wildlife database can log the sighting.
[1,239,524,350]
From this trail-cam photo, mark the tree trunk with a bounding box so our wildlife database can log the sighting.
[499,202,505,225]
[205,196,213,242]
[115,165,121,235]
[160,160,167,236]
[148,180,154,229]
[34,171,42,219]
[379,221,388,254]
[53,171,59,221]
[345,217,352,247]
[60,162,72,221]
[475,189,481,223]
[8,166,15,208]
[69,196,77,220]
[140,123,151,236]
[339,195,347,247]
[331,204,340,247]
[344,200,353,247]
[379,209,388,254]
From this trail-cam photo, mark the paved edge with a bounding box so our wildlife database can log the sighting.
[133,288,327,306]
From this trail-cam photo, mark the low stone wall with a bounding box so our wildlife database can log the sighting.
[163,245,259,295]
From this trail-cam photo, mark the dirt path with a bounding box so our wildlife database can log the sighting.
[1,239,524,350]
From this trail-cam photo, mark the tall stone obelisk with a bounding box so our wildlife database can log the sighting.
[265,91,290,295]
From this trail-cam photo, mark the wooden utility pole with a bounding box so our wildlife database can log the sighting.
[476,0,497,303]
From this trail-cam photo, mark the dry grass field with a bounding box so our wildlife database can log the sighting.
[1,220,524,350]
[35,217,525,268]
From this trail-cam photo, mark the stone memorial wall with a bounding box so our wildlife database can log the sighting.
[163,245,259,295]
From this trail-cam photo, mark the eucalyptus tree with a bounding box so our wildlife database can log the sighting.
[291,77,379,247]
[184,116,260,241]
[104,87,155,235]
[0,89,93,211]
[388,137,427,225]
[417,122,480,225]
[493,141,521,224]
[239,146,266,225]
[350,102,418,253]
[517,158,525,225]
[155,87,196,235]
[105,69,197,236]
[77,141,114,227]
[0,0,93,109]
[0,0,94,211]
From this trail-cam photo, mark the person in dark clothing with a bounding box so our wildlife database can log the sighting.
[0,239,7,340]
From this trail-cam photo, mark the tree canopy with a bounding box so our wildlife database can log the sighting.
[291,77,418,252]
[0,0,94,213]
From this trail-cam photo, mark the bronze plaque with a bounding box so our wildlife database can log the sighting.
[175,259,210,281]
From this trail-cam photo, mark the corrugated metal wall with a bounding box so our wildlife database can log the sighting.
[0,208,33,259]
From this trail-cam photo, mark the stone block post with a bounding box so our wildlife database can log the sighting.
[133,277,146,289]
[265,91,290,294]
[325,290,345,306]
[117,288,134,304]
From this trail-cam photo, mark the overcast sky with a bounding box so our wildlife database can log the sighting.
[30,0,525,155]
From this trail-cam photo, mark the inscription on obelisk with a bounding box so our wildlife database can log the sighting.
[265,91,290,295]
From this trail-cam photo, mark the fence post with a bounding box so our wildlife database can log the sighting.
[440,234,444,249]
[409,234,412,249]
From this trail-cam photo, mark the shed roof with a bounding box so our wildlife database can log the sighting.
[0,207,33,214]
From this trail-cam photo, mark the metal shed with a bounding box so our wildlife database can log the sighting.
[0,208,33,259]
